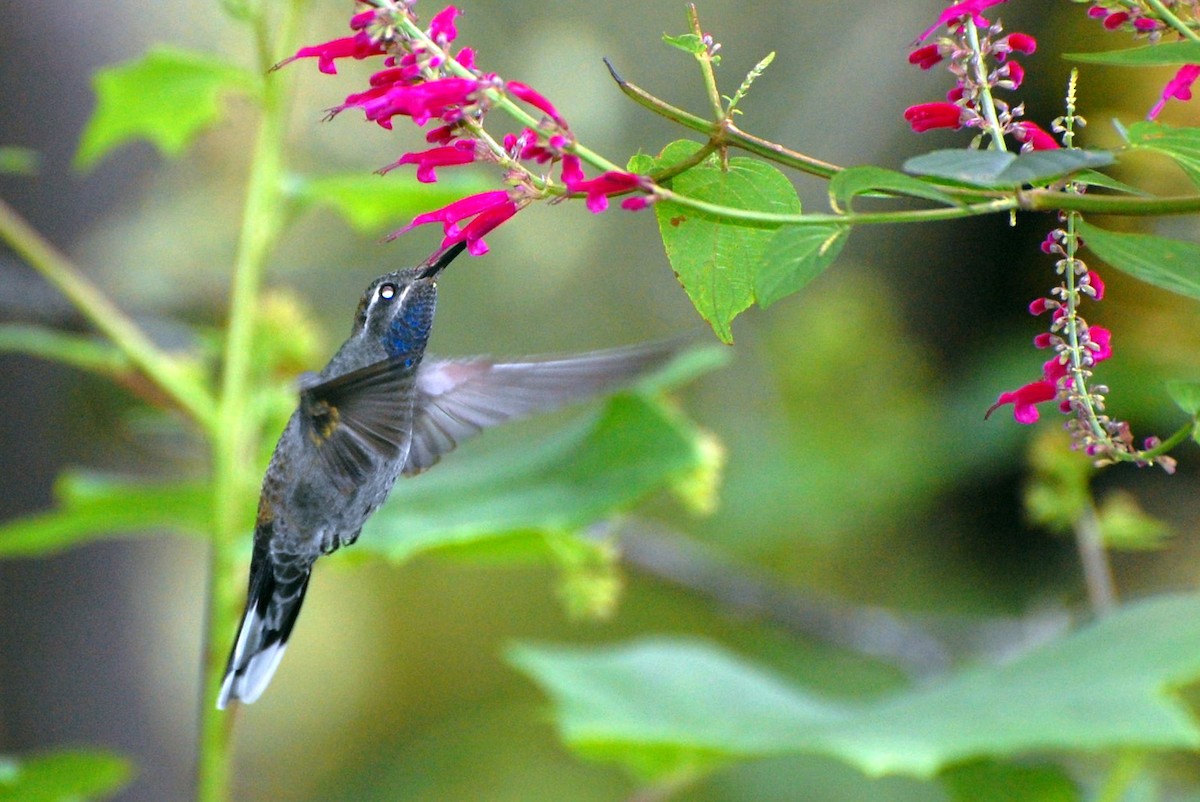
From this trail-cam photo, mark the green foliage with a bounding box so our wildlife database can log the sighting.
[1076,219,1200,301]
[1065,40,1200,66]
[641,140,804,342]
[0,324,132,379]
[1167,379,1200,416]
[358,393,717,564]
[0,750,132,802]
[75,47,258,170]
[0,147,39,176]
[939,760,1080,802]
[753,224,848,307]
[511,595,1200,784]
[662,33,708,57]
[828,166,958,212]
[1097,492,1174,551]
[288,173,496,233]
[903,148,1114,187]
[1125,121,1200,188]
[0,473,213,558]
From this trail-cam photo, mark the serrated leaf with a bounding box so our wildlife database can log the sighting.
[828,166,958,212]
[0,473,213,558]
[649,140,801,342]
[662,33,706,56]
[903,148,1113,187]
[0,147,39,176]
[1125,121,1200,188]
[753,224,849,308]
[511,594,1200,782]
[1076,219,1200,301]
[940,760,1079,802]
[1166,379,1200,415]
[76,47,258,170]
[357,394,714,563]
[288,172,497,233]
[1065,41,1200,67]
[0,750,132,802]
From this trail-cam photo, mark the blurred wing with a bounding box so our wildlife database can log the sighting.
[300,356,418,493]
[403,340,681,475]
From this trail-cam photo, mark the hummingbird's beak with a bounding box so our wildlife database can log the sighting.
[417,240,468,279]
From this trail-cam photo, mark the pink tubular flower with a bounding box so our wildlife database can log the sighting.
[986,379,1058,424]
[560,154,648,213]
[380,139,478,182]
[428,6,461,46]
[1085,270,1105,301]
[918,0,1008,42]
[1013,121,1060,151]
[1149,64,1200,120]
[359,76,482,127]
[1089,326,1113,362]
[908,44,944,70]
[507,81,568,127]
[1104,12,1130,30]
[1005,32,1037,54]
[389,190,521,256]
[903,102,964,133]
[446,199,520,255]
[278,34,385,75]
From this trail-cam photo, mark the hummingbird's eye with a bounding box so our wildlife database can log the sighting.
[378,283,397,301]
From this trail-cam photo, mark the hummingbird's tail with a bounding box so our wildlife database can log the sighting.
[217,542,311,709]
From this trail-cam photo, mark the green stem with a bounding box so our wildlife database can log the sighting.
[1145,0,1200,41]
[1023,189,1200,215]
[687,4,725,122]
[964,17,1008,151]
[197,3,300,801]
[0,198,217,430]
[1074,497,1118,615]
[1137,420,1195,461]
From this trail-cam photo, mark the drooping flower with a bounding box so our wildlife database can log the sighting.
[917,0,1008,42]
[903,102,964,133]
[389,190,522,255]
[908,44,944,70]
[1148,64,1200,120]
[986,377,1058,424]
[379,139,479,182]
[359,76,484,127]
[507,81,568,128]
[277,34,385,75]
[560,155,649,213]
[427,6,461,46]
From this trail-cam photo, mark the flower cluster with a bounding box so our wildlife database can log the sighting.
[279,1,653,256]
[904,0,1055,152]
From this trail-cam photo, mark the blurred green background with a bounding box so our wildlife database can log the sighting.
[2,1,1200,800]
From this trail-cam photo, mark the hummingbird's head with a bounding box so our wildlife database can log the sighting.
[351,242,467,358]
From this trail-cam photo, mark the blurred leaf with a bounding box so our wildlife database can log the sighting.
[288,172,495,233]
[546,531,622,621]
[0,147,39,176]
[753,224,849,308]
[903,149,1113,187]
[76,47,258,170]
[940,759,1079,802]
[1097,491,1173,551]
[662,33,707,56]
[1076,219,1200,300]
[0,472,213,558]
[0,750,132,802]
[512,594,1200,782]
[1166,379,1200,416]
[1065,41,1200,66]
[0,324,132,378]
[828,166,958,212]
[648,140,802,342]
[1023,430,1091,536]
[1125,121,1200,188]
[358,394,714,563]
[1071,169,1147,195]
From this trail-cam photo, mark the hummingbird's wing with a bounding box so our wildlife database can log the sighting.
[403,339,681,475]
[300,356,419,493]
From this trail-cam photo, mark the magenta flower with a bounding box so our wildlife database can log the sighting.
[278,34,385,75]
[560,155,648,213]
[1085,270,1105,301]
[1149,64,1200,120]
[918,0,1008,42]
[903,102,964,133]
[389,190,521,256]
[428,6,461,46]
[1013,121,1060,151]
[1005,32,1037,54]
[379,139,478,182]
[908,44,944,70]
[1089,326,1113,362]
[359,76,483,127]
[507,81,568,127]
[986,379,1057,424]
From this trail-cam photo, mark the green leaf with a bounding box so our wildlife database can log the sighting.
[940,760,1079,802]
[1166,379,1200,416]
[1124,121,1200,188]
[753,225,849,308]
[903,149,1114,187]
[511,594,1200,782]
[649,140,802,342]
[662,33,707,57]
[1065,41,1200,67]
[0,750,132,802]
[357,394,715,563]
[288,172,496,233]
[0,147,39,176]
[1076,219,1200,301]
[1071,169,1148,196]
[1097,491,1174,551]
[76,47,258,170]
[828,166,958,212]
[0,324,132,378]
[0,473,213,558]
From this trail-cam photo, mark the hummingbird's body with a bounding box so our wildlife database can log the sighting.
[218,243,679,708]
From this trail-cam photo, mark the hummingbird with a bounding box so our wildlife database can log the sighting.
[218,241,680,708]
